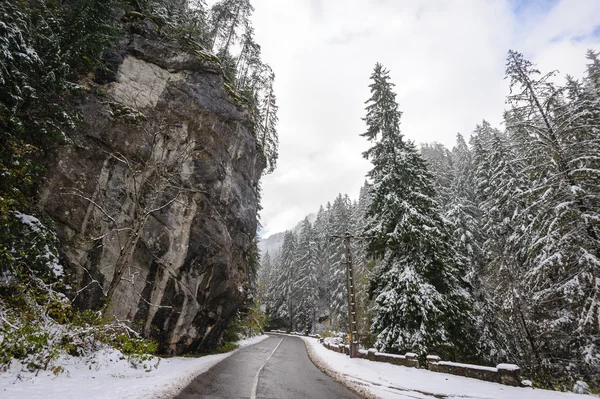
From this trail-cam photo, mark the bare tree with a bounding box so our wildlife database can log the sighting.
[62,113,205,315]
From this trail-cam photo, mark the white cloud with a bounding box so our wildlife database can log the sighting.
[251,0,600,237]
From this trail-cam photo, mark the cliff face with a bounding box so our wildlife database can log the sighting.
[37,34,265,354]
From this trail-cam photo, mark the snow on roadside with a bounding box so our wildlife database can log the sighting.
[301,337,591,399]
[0,335,268,399]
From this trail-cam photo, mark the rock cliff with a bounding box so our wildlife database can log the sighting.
[37,33,265,354]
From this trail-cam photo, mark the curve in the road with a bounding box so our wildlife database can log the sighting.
[175,334,360,399]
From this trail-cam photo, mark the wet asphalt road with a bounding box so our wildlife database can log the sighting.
[175,334,360,399]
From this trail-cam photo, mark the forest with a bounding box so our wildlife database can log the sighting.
[259,51,600,390]
[1,0,599,394]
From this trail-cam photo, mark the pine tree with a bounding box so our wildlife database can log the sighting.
[420,142,454,211]
[266,231,297,329]
[472,124,536,369]
[208,0,254,53]
[351,182,371,273]
[235,26,261,88]
[446,133,482,278]
[328,194,352,329]
[279,231,297,330]
[258,251,272,304]
[294,218,319,332]
[505,50,600,379]
[352,181,376,347]
[362,63,477,358]
[313,204,332,323]
[258,71,279,173]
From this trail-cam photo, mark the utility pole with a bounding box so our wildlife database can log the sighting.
[330,231,359,358]
[288,259,294,332]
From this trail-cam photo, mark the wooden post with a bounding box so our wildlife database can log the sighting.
[330,231,364,359]
[344,232,359,358]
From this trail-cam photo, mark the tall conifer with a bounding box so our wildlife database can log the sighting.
[362,63,477,358]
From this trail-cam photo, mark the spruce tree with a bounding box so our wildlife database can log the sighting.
[420,142,454,211]
[472,124,536,369]
[294,218,319,332]
[208,0,253,53]
[446,133,482,278]
[328,194,352,329]
[362,63,477,358]
[505,50,600,379]
[313,204,332,323]
[266,231,297,329]
[258,71,279,173]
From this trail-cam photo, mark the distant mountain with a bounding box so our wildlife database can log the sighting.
[258,231,285,257]
[258,213,316,257]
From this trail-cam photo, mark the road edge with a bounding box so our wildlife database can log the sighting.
[299,336,378,399]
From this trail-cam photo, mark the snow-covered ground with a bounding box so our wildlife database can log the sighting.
[302,337,592,399]
[0,335,268,399]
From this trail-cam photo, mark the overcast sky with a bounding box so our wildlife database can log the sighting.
[249,0,600,237]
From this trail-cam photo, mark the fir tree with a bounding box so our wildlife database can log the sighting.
[313,204,332,322]
[420,142,454,211]
[446,133,482,278]
[294,218,319,331]
[328,194,352,329]
[473,124,536,369]
[362,63,477,358]
[258,71,279,173]
[208,0,254,53]
[505,50,600,379]
[279,231,297,329]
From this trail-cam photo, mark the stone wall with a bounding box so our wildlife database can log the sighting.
[426,356,521,386]
[321,341,521,387]
[322,342,420,368]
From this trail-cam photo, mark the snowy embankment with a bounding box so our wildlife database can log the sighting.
[302,337,591,399]
[0,335,268,399]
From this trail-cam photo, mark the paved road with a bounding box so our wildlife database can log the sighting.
[175,334,360,399]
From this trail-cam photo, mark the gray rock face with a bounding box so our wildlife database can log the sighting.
[37,34,265,354]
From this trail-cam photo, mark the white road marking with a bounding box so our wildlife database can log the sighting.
[250,337,284,399]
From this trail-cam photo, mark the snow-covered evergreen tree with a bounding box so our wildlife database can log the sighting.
[328,194,352,329]
[266,231,297,329]
[313,204,331,320]
[258,71,279,173]
[420,142,454,211]
[352,181,376,347]
[446,133,482,276]
[505,50,600,379]
[361,63,477,358]
[258,251,273,305]
[294,218,319,331]
[472,123,536,368]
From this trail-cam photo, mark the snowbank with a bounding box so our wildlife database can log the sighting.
[0,335,268,399]
[302,337,588,399]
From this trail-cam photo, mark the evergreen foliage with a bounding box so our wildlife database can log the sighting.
[294,218,319,331]
[361,63,477,359]
[0,0,122,216]
[259,184,374,345]
[258,49,600,390]
[504,50,600,384]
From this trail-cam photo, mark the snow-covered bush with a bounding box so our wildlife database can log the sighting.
[320,330,347,346]
[0,213,158,374]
